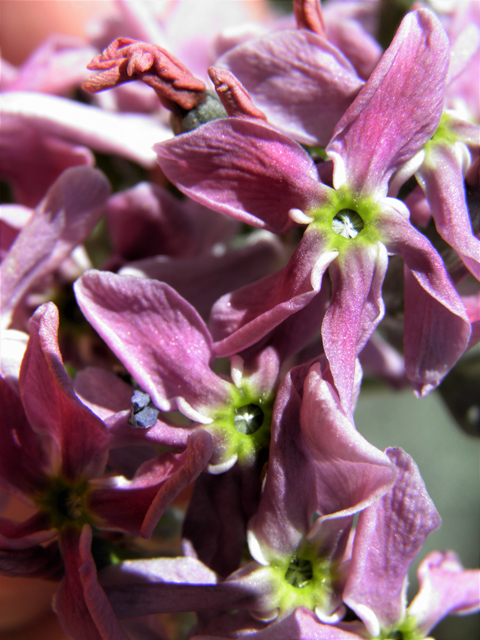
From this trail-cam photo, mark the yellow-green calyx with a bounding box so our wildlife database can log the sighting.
[36,475,93,532]
[266,544,335,617]
[425,111,460,152]
[308,187,382,255]
[207,384,273,467]
[377,615,423,640]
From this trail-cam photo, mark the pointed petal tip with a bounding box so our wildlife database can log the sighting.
[413,381,437,398]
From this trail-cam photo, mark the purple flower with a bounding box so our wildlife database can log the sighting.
[0,302,211,638]
[94,355,396,633]
[155,8,471,410]
[75,270,280,474]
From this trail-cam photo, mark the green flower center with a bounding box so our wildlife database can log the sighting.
[266,544,335,618]
[307,187,382,255]
[36,476,93,532]
[207,385,273,469]
[426,111,459,151]
[378,615,424,640]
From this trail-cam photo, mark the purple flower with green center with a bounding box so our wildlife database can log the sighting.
[95,355,396,631]
[343,448,480,639]
[0,302,211,639]
[75,270,280,474]
[155,8,471,410]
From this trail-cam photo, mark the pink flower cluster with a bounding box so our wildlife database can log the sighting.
[1,1,479,639]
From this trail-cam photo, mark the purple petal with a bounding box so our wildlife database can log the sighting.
[90,429,212,538]
[322,242,387,413]
[75,270,232,419]
[0,110,93,208]
[0,540,62,579]
[182,463,260,578]
[0,376,50,496]
[73,367,132,421]
[105,182,236,263]
[236,283,331,370]
[20,303,110,481]
[0,166,110,326]
[343,448,441,636]
[249,359,396,563]
[417,144,480,280]
[216,30,363,146]
[197,607,367,639]
[327,8,449,197]
[54,526,130,640]
[104,411,192,452]
[378,213,471,395]
[102,563,261,619]
[409,550,480,634]
[100,555,218,587]
[155,118,322,234]
[462,293,480,348]
[211,227,337,357]
[0,512,55,550]
[119,231,283,321]
[0,91,170,168]
[324,13,382,80]
[6,34,97,95]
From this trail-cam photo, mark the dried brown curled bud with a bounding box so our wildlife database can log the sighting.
[82,37,206,114]
[208,67,266,121]
[293,0,325,37]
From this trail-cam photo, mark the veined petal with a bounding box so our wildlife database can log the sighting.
[0,512,55,550]
[20,303,110,481]
[343,448,441,635]
[0,376,50,496]
[73,367,131,421]
[89,430,212,538]
[0,540,62,579]
[54,526,129,640]
[321,242,387,414]
[182,465,258,578]
[75,271,232,416]
[211,227,337,357]
[155,118,322,234]
[0,91,170,167]
[327,8,449,197]
[417,143,480,279]
[249,359,396,563]
[0,166,110,327]
[119,231,283,321]
[103,567,260,619]
[378,214,471,395]
[409,550,480,635]
[216,29,363,146]
[99,555,218,587]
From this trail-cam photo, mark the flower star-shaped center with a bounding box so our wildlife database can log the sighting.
[262,543,335,619]
[36,476,93,532]
[332,209,364,239]
[306,188,382,254]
